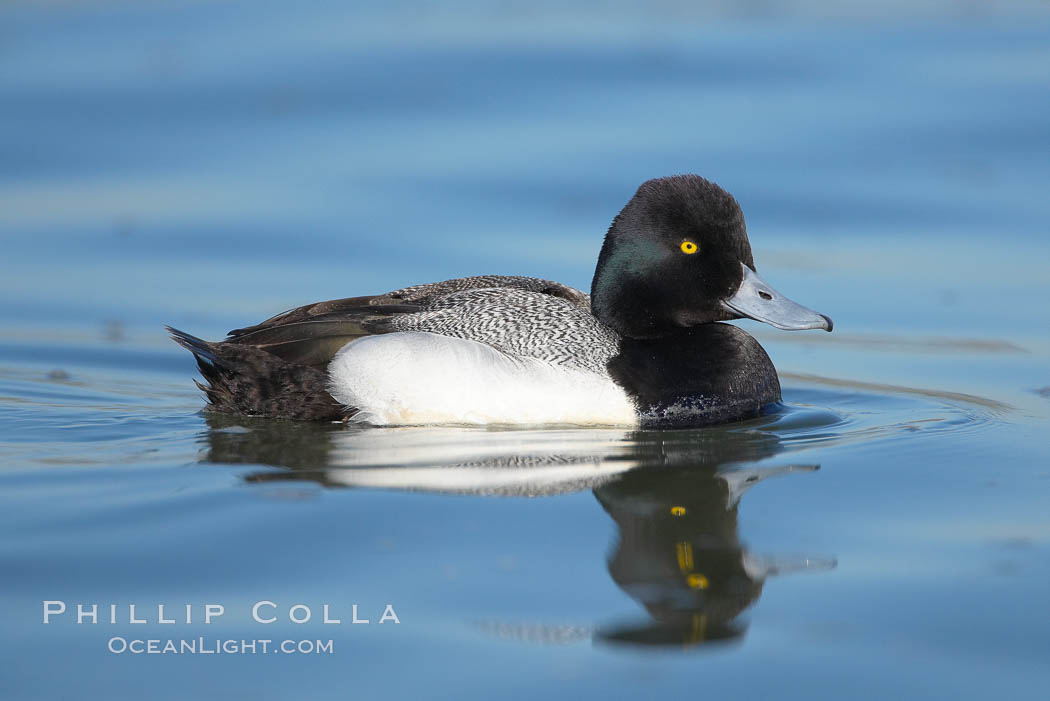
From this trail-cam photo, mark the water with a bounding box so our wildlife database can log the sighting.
[2,1,1049,698]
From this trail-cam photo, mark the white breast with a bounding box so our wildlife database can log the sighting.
[327,332,637,426]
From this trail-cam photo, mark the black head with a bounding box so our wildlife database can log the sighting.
[591,175,753,338]
[590,175,831,339]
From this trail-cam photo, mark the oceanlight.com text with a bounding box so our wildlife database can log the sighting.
[107,637,334,655]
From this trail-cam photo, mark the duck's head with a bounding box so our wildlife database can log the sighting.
[591,175,833,339]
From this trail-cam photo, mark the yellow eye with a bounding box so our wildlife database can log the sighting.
[680,240,699,255]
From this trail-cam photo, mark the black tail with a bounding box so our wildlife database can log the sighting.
[167,326,347,421]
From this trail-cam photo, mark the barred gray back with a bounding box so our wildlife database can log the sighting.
[386,286,619,374]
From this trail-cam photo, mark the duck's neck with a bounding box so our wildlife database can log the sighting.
[590,236,683,339]
[606,324,782,429]
[590,277,680,339]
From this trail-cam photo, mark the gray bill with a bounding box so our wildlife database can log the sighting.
[721,263,833,332]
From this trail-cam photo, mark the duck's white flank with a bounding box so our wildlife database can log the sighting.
[327,332,637,426]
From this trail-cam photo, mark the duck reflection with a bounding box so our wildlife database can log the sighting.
[204,413,642,495]
[594,458,829,648]
[201,412,834,649]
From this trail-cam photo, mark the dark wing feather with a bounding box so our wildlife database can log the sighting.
[227,295,390,337]
[223,276,589,368]
[224,304,421,366]
[229,276,588,337]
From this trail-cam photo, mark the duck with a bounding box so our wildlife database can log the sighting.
[169,174,832,428]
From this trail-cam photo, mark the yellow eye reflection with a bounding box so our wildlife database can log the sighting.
[680,240,699,255]
[687,573,710,590]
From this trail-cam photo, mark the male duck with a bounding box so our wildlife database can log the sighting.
[169,175,832,428]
